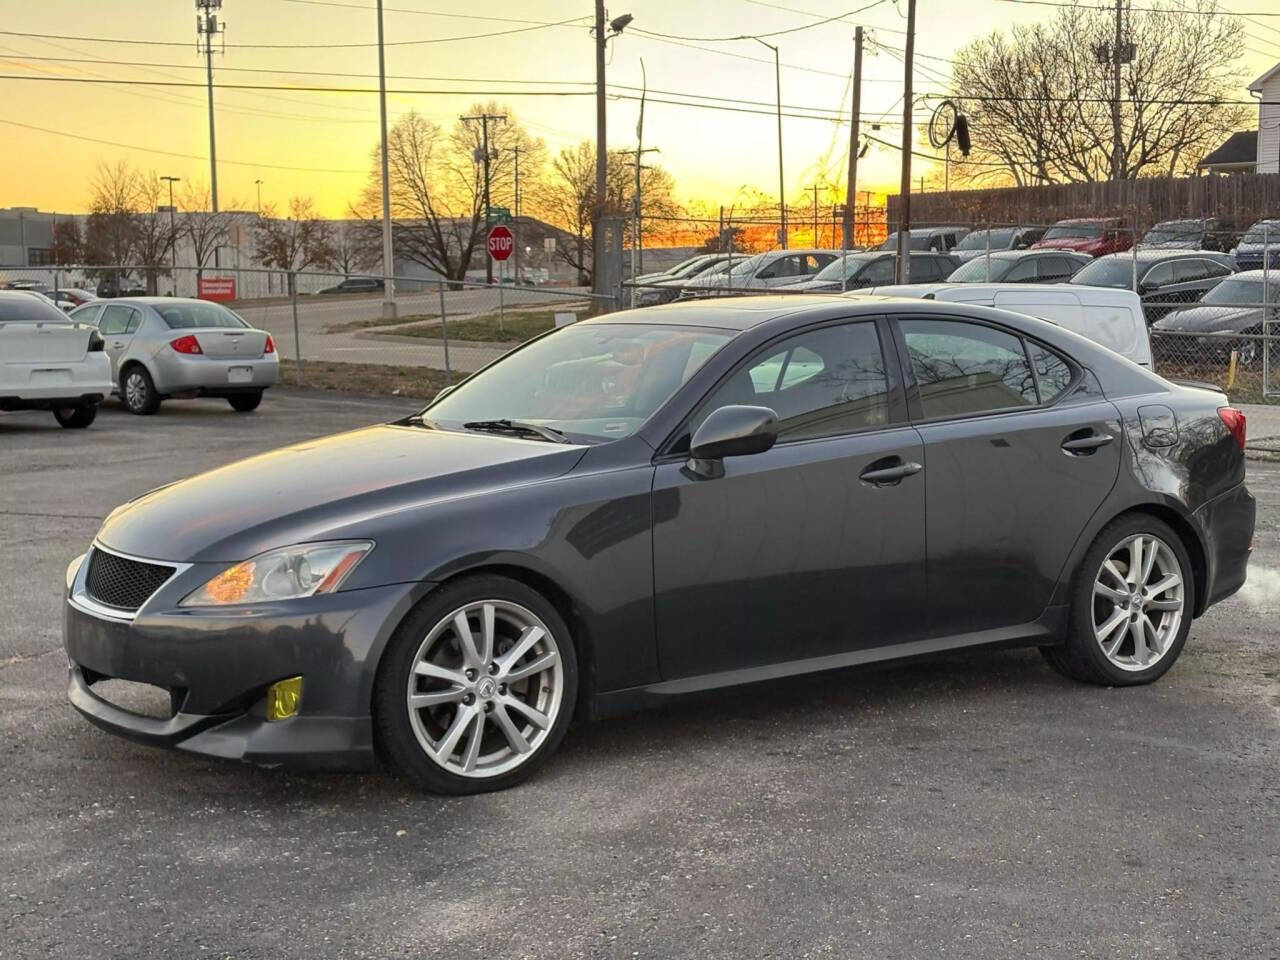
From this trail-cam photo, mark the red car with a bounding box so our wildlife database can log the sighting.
[1031,217,1133,258]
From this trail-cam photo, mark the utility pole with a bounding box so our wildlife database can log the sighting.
[593,0,609,297]
[462,112,506,284]
[161,175,180,278]
[842,25,863,250]
[376,0,397,318]
[634,58,648,279]
[512,145,520,285]
[753,38,787,249]
[1111,0,1124,181]
[808,183,823,247]
[196,0,223,268]
[896,0,916,284]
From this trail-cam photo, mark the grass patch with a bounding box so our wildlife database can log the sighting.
[279,359,452,401]
[324,313,437,334]
[399,308,577,343]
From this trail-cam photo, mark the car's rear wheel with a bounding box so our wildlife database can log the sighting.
[122,366,160,415]
[227,390,263,413]
[1043,514,1194,686]
[53,403,97,429]
[373,575,577,794]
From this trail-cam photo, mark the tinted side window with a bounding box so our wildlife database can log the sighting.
[125,309,142,334]
[98,304,132,336]
[1143,263,1175,288]
[859,258,895,284]
[1040,257,1075,281]
[1005,259,1038,282]
[901,319,1037,419]
[1027,342,1073,403]
[1205,260,1232,278]
[695,322,890,442]
[69,304,101,326]
[1173,260,1209,283]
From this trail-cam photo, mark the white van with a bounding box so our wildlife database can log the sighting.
[865,282,1153,368]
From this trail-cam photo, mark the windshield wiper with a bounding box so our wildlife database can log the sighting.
[463,419,571,444]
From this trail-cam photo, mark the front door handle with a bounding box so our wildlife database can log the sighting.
[859,458,923,486]
[1061,432,1114,454]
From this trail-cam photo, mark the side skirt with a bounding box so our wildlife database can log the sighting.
[593,606,1068,719]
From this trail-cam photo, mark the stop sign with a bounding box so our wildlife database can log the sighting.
[487,225,514,261]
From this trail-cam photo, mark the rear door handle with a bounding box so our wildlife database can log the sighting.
[859,458,923,486]
[1061,432,1113,454]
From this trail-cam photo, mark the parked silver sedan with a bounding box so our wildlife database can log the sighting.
[67,297,278,414]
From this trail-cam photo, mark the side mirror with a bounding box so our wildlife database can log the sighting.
[688,405,778,477]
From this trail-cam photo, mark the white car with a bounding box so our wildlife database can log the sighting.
[0,290,113,427]
[864,282,1153,368]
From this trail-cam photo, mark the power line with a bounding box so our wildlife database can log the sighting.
[267,0,574,24]
[997,0,1280,14]
[0,117,367,173]
[0,18,590,50]
[630,1,890,42]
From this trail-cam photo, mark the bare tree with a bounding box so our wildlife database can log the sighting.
[331,221,379,278]
[352,105,546,284]
[254,197,335,292]
[133,172,179,295]
[83,161,141,280]
[180,181,238,283]
[947,0,1250,185]
[48,219,83,267]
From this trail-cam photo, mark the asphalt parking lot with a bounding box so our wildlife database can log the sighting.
[2,393,1278,959]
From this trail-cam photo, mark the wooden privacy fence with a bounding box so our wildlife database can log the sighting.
[886,173,1280,229]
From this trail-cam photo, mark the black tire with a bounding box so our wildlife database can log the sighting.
[373,574,578,795]
[1042,513,1195,686]
[227,390,263,413]
[53,403,97,429]
[121,365,160,415]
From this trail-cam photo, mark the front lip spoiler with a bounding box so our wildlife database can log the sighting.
[67,665,230,747]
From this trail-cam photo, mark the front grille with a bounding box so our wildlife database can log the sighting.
[84,547,176,611]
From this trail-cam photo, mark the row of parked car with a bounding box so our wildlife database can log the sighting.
[0,288,279,429]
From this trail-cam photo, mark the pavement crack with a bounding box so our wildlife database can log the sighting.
[0,647,62,669]
[0,511,104,521]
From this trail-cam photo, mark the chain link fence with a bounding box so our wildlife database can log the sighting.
[0,263,616,399]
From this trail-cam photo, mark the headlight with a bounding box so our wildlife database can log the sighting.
[180,541,373,607]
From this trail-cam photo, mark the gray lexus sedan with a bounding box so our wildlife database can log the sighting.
[68,297,278,414]
[63,296,1255,794]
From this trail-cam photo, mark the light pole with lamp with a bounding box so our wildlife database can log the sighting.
[161,175,180,294]
[752,37,787,249]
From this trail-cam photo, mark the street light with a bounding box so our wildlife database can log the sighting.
[161,175,181,287]
[254,179,263,216]
[376,0,396,320]
[752,37,786,249]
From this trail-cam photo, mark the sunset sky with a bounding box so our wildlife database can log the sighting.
[0,0,1276,218]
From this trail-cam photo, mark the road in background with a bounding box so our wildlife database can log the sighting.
[2,395,1277,958]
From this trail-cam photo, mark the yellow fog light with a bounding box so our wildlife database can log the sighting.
[266,676,303,722]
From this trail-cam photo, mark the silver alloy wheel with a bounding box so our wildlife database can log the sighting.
[1092,533,1185,672]
[405,599,564,779]
[124,371,147,410]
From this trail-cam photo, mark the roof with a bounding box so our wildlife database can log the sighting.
[1197,131,1257,169]
[1052,217,1122,225]
[1091,249,1236,265]
[1248,62,1280,92]
[965,249,1091,261]
[588,294,851,331]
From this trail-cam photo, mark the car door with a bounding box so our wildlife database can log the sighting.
[652,318,927,680]
[893,315,1122,636]
[95,304,139,381]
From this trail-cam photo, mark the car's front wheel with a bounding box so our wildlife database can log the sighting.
[373,575,577,794]
[53,403,97,429]
[1043,514,1194,686]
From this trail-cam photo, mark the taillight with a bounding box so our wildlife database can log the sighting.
[170,335,202,355]
[263,334,276,354]
[1218,406,1246,450]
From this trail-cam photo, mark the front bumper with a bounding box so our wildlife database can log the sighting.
[63,568,430,770]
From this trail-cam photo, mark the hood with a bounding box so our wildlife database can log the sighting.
[1153,304,1263,334]
[97,424,587,563]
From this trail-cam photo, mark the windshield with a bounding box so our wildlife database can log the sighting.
[663,256,711,279]
[1203,277,1280,304]
[1142,222,1201,245]
[812,254,876,282]
[1242,223,1278,244]
[1043,223,1103,240]
[947,257,1014,282]
[425,323,733,442]
[156,302,250,329]
[1069,258,1133,289]
[953,229,1016,251]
